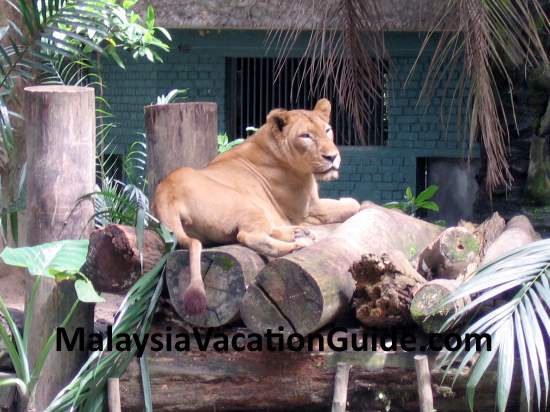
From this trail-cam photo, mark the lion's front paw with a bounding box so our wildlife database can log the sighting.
[295,236,315,249]
[293,226,317,243]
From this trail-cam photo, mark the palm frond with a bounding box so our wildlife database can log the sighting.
[414,0,549,193]
[266,0,391,144]
[432,238,550,412]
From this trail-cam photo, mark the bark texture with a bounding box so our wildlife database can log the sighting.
[82,225,165,293]
[241,204,442,334]
[23,85,95,410]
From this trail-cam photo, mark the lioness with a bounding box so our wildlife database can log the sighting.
[153,99,360,315]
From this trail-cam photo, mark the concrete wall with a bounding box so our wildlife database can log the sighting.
[101,29,476,204]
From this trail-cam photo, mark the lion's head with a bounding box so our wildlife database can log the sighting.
[265,99,341,181]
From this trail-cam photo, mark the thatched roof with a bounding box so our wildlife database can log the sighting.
[137,0,445,31]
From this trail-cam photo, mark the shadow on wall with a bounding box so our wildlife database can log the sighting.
[426,158,480,225]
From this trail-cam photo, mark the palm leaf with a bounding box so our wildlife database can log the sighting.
[432,239,550,412]
[414,0,549,193]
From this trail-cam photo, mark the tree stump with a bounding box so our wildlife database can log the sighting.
[82,225,165,293]
[145,102,218,198]
[23,85,95,410]
[352,253,427,327]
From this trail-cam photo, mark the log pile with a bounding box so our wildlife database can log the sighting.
[82,209,540,336]
[409,213,539,332]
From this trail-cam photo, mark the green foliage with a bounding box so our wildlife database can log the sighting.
[431,239,550,412]
[46,229,175,411]
[0,240,104,405]
[154,88,187,105]
[384,184,440,216]
[217,132,244,154]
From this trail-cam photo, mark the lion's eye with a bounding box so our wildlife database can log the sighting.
[298,133,312,139]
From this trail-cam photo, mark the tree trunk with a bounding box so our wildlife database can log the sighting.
[145,102,218,199]
[117,327,519,412]
[525,136,550,205]
[23,85,95,411]
[240,204,442,335]
[165,224,339,328]
[81,225,166,293]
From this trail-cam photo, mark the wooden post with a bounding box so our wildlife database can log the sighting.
[414,355,434,412]
[23,86,95,410]
[144,102,218,198]
[107,378,122,412]
[332,362,351,412]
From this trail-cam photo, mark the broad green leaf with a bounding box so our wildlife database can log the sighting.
[419,200,439,212]
[416,184,439,204]
[146,5,155,29]
[0,240,89,278]
[405,186,414,201]
[74,277,104,303]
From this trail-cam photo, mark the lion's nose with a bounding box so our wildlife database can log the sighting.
[322,154,337,163]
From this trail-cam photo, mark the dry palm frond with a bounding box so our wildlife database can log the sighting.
[414,0,549,193]
[266,0,392,144]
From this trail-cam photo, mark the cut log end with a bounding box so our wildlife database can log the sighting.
[166,246,265,328]
[82,225,165,294]
[410,279,468,333]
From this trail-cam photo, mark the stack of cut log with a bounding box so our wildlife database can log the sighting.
[82,205,540,335]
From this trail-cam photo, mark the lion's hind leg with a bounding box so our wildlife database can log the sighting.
[154,200,207,315]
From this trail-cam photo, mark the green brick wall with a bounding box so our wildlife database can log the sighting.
[101,30,476,203]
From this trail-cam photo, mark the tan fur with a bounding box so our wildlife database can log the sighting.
[153,99,360,314]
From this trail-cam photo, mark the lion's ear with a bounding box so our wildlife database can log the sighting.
[267,108,288,132]
[313,98,331,122]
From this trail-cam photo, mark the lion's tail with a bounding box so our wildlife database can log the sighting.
[153,192,207,316]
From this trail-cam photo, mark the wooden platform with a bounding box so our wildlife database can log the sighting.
[119,325,519,412]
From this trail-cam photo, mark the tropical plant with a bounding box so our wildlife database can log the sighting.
[46,226,175,412]
[154,88,187,105]
[268,0,549,193]
[217,132,244,154]
[0,240,103,407]
[384,184,440,216]
[0,0,170,247]
[432,239,550,412]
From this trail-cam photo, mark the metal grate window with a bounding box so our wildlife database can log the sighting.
[225,57,387,146]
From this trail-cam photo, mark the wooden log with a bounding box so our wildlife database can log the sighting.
[118,327,520,412]
[411,214,538,332]
[410,279,470,332]
[165,224,338,328]
[416,227,480,280]
[23,85,95,410]
[82,224,165,293]
[166,245,265,328]
[145,102,218,199]
[481,215,540,264]
[240,204,442,335]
